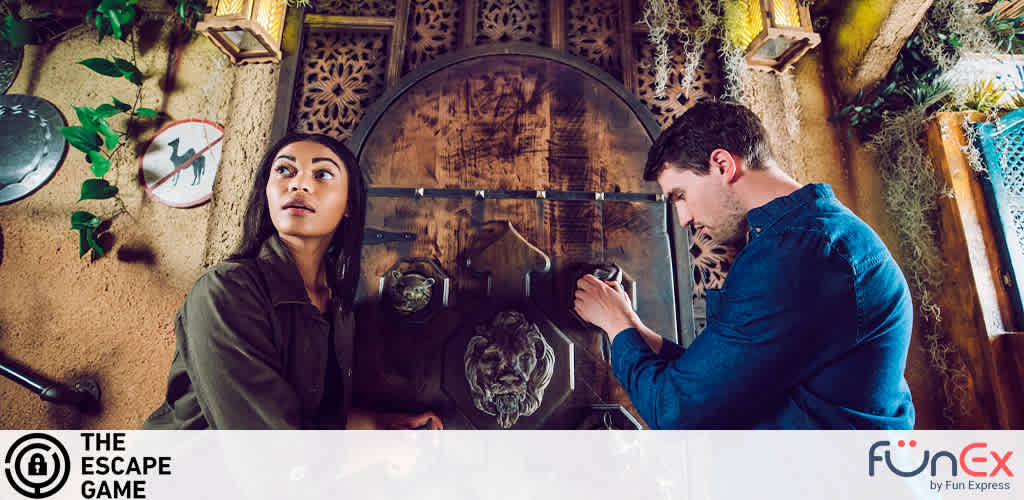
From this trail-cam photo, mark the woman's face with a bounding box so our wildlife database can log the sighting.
[266,141,350,242]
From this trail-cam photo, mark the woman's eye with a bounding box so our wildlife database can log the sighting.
[274,165,292,176]
[315,169,334,180]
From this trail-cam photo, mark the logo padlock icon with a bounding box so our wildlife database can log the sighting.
[28,453,47,476]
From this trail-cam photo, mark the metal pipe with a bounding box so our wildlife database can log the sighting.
[0,354,101,413]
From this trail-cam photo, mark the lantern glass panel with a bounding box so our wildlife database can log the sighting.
[254,0,287,42]
[772,0,802,28]
[223,29,264,51]
[754,38,795,59]
[728,0,764,49]
[217,0,247,16]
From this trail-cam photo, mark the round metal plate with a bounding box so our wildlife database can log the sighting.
[0,37,23,94]
[0,94,67,204]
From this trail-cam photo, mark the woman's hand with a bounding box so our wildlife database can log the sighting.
[349,408,443,429]
[376,411,444,430]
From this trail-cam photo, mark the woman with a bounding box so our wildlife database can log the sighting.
[144,133,442,429]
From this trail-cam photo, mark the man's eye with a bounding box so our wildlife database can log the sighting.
[315,169,334,180]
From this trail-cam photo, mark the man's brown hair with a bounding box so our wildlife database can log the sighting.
[644,101,774,181]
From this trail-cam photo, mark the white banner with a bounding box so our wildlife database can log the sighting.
[0,431,1020,500]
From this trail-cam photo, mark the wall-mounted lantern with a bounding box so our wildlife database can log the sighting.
[727,0,820,73]
[196,0,288,64]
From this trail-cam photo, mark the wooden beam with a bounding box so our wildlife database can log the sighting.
[269,5,306,143]
[827,0,934,99]
[462,0,478,48]
[549,0,566,51]
[387,0,412,86]
[304,14,394,31]
[619,0,636,94]
[925,112,1024,428]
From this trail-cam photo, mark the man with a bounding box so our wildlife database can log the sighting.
[574,102,915,429]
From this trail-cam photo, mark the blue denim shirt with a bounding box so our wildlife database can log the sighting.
[612,184,915,429]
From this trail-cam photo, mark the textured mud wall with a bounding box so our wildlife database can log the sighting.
[0,10,278,429]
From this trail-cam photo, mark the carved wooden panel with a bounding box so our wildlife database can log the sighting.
[314,0,398,17]
[290,30,389,140]
[566,0,621,77]
[689,228,739,334]
[475,0,546,45]
[632,33,722,128]
[404,0,463,73]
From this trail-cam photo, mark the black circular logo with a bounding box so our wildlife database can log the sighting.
[3,433,70,499]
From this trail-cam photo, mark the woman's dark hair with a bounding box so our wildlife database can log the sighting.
[232,133,367,310]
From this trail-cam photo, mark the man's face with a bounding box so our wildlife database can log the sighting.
[657,162,748,246]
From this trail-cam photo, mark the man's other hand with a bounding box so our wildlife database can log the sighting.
[574,274,637,339]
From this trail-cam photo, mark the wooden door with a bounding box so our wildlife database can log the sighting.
[349,43,693,429]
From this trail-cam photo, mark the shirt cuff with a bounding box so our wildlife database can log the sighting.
[610,328,646,378]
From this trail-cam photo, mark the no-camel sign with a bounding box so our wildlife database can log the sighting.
[138,119,224,208]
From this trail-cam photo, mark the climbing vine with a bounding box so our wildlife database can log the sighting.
[1,1,208,259]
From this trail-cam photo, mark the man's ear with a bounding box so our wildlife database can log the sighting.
[709,149,739,183]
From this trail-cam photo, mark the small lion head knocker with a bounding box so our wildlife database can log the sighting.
[388,271,435,314]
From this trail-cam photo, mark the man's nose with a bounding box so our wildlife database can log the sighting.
[675,204,693,229]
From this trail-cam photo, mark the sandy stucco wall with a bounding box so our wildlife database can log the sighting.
[0,11,279,429]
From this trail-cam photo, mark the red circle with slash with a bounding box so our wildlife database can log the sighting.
[138,119,224,208]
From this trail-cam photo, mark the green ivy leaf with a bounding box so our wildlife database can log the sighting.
[74,106,100,128]
[80,178,119,201]
[79,228,89,257]
[60,126,102,153]
[1,16,32,48]
[78,58,122,77]
[95,104,122,118]
[97,120,120,150]
[71,211,101,230]
[111,97,131,112]
[112,57,137,75]
[86,150,112,177]
[86,228,106,257]
[134,108,158,117]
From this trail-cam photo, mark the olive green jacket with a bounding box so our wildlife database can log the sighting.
[143,235,355,429]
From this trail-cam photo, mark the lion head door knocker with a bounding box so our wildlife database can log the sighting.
[464,310,555,428]
[380,258,450,324]
[389,271,435,314]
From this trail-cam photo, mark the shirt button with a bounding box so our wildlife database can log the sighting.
[346,369,353,377]
[755,227,762,233]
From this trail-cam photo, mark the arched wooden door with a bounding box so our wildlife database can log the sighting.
[349,43,693,429]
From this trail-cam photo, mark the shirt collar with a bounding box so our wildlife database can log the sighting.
[255,234,311,306]
[745,183,834,237]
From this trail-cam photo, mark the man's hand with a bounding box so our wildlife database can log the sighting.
[574,274,637,340]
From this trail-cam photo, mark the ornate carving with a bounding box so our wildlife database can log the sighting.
[566,0,621,77]
[689,228,738,334]
[291,30,388,140]
[475,0,545,45]
[632,33,723,128]
[464,310,555,428]
[314,0,397,17]
[388,270,436,314]
[404,0,462,73]
[689,228,738,301]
